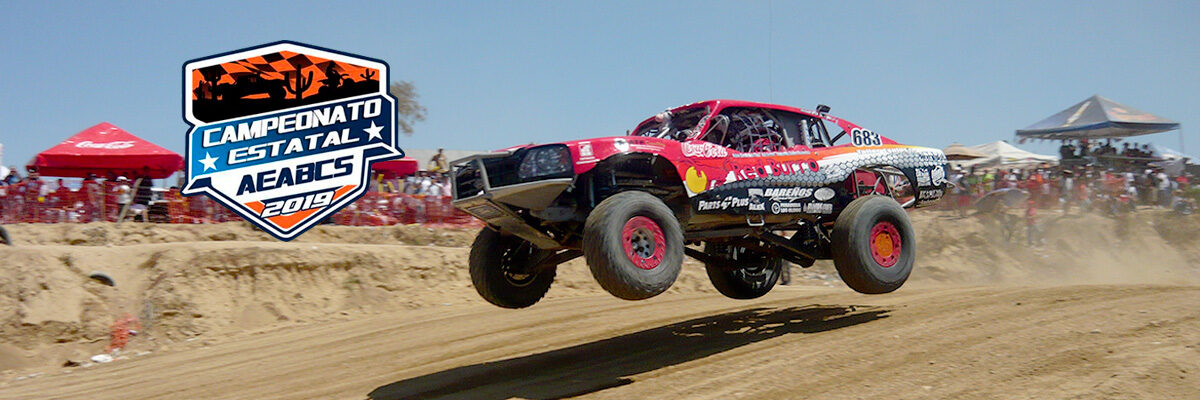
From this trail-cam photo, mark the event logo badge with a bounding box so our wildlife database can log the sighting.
[182,41,403,240]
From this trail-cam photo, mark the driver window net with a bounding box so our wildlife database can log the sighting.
[724,111,785,152]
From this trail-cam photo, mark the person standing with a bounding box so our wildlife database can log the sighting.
[133,175,154,222]
[1025,199,1042,246]
[113,176,132,221]
[2,167,19,185]
[1059,141,1074,160]
[81,174,102,222]
[429,148,449,173]
[429,176,445,197]
[1060,170,1075,214]
[950,167,969,216]
[22,170,43,222]
[418,172,432,195]
[402,174,416,194]
[1157,169,1172,208]
[49,179,72,218]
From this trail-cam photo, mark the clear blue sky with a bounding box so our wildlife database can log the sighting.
[2,1,1198,170]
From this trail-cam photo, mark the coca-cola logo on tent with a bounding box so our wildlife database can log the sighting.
[74,141,136,149]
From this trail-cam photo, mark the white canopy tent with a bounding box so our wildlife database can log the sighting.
[0,142,7,179]
[952,141,1059,169]
[1149,144,1197,163]
[1148,144,1197,176]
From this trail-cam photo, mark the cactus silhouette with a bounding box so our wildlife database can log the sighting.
[360,70,376,81]
[284,69,314,99]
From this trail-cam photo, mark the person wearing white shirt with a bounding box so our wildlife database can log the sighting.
[114,177,132,205]
[419,175,432,195]
[1157,171,1172,207]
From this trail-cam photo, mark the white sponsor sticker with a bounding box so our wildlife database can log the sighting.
[578,141,593,158]
[680,141,729,158]
[613,138,629,152]
[814,187,836,201]
[803,203,833,214]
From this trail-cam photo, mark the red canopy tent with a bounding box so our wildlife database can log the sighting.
[28,122,183,179]
[371,157,419,179]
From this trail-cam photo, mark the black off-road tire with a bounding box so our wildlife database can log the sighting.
[703,244,782,299]
[583,191,684,300]
[469,228,555,308]
[831,195,915,294]
[0,226,9,245]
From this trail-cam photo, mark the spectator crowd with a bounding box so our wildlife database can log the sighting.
[0,157,476,227]
[1,167,158,223]
[945,160,1196,246]
[3,144,1194,230]
[950,163,1194,213]
[1058,139,1166,169]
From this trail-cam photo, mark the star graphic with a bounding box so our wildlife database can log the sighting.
[364,121,385,141]
[198,152,219,171]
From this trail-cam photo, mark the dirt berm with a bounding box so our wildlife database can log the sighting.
[1,210,1198,399]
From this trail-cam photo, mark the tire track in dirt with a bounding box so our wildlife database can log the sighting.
[3,284,1198,400]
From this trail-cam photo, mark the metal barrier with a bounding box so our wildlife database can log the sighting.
[0,184,482,228]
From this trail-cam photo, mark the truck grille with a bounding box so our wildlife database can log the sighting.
[452,148,571,200]
[481,156,523,188]
[453,163,483,199]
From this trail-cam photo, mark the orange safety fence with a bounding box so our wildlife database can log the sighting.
[0,180,161,223]
[329,192,481,227]
[0,185,482,228]
[107,314,142,353]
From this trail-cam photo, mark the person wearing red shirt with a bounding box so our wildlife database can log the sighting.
[1025,199,1042,246]
[46,179,74,222]
[51,179,73,205]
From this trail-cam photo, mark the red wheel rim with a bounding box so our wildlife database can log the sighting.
[622,216,666,270]
[869,220,902,268]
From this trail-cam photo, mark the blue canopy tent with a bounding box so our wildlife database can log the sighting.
[1016,95,1180,141]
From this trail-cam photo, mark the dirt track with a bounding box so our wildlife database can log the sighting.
[3,212,1199,399]
[3,284,1198,400]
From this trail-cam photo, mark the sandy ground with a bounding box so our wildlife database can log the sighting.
[1,209,1199,399]
[2,286,1198,400]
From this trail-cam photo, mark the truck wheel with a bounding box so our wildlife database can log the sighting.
[703,244,781,299]
[831,195,914,294]
[583,191,684,300]
[0,226,9,245]
[469,228,555,308]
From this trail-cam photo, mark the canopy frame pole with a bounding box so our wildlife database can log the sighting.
[1180,126,1185,154]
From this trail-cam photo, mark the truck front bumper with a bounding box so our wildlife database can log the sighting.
[450,152,573,249]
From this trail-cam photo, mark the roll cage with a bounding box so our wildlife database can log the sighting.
[631,100,849,152]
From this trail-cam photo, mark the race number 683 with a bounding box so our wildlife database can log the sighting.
[851,129,882,146]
